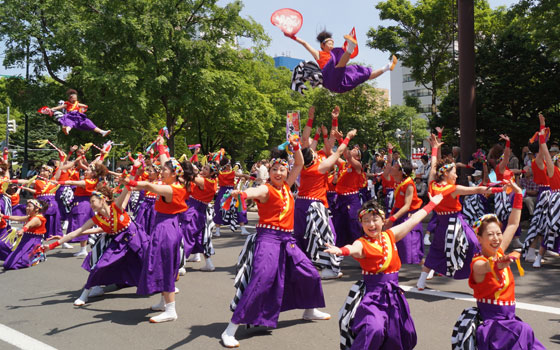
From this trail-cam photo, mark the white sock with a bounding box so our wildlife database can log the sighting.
[344,37,357,53]
[417,271,429,289]
[151,295,165,311]
[80,246,87,253]
[224,322,239,337]
[74,288,89,306]
[382,63,391,72]
[150,301,177,323]
[221,322,240,348]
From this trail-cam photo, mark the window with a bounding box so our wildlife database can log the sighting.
[404,89,431,98]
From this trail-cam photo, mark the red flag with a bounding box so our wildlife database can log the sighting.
[342,27,359,58]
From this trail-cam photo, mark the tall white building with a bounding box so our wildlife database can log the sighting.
[390,61,433,117]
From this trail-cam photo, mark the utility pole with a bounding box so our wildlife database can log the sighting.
[458,0,476,184]
[5,107,9,149]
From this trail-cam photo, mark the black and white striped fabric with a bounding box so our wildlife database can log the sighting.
[304,201,342,275]
[451,307,480,350]
[179,239,186,269]
[386,190,395,214]
[60,186,74,214]
[462,194,485,226]
[203,204,215,257]
[291,61,323,95]
[339,280,366,350]
[1,194,12,226]
[128,190,141,217]
[522,189,550,257]
[88,233,114,269]
[230,233,257,312]
[544,191,560,251]
[494,191,511,224]
[445,216,469,277]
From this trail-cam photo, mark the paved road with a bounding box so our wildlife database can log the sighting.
[1,212,559,349]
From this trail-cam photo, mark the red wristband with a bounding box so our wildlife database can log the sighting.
[513,193,523,209]
[389,216,397,223]
[58,180,66,185]
[332,118,338,127]
[59,153,65,162]
[99,153,106,161]
[336,137,343,144]
[10,179,18,184]
[48,241,60,250]
[342,137,350,147]
[491,187,503,193]
[505,140,510,148]
[340,247,350,256]
[157,144,167,155]
[438,131,442,140]
[422,201,437,214]
[466,164,473,169]
[306,118,314,128]
[292,142,300,151]
[128,180,138,188]
[388,149,393,154]
[130,166,139,177]
[432,147,438,157]
[2,215,9,220]
[313,132,320,142]
[540,124,545,131]
[539,133,546,144]
[240,192,248,201]
[67,150,73,158]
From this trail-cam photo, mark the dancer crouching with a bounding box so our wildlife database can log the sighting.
[222,136,329,348]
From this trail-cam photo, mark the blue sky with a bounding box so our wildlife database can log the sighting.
[1,0,517,91]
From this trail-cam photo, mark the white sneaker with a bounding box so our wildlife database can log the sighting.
[423,234,431,246]
[62,242,74,249]
[302,308,331,321]
[149,302,177,323]
[62,221,69,230]
[178,267,186,276]
[426,269,435,280]
[88,286,104,298]
[200,258,215,272]
[74,289,89,306]
[240,227,250,236]
[320,269,343,280]
[525,248,536,263]
[101,130,111,137]
[533,255,542,268]
[73,250,88,258]
[213,228,221,237]
[221,332,240,348]
[186,253,201,262]
[175,287,180,294]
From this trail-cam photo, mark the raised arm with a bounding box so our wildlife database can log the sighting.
[286,137,303,187]
[318,129,356,174]
[538,114,554,177]
[428,134,443,184]
[498,134,511,174]
[500,181,523,251]
[301,106,315,148]
[292,36,320,61]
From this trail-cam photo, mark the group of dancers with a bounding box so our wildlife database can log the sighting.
[0,95,555,349]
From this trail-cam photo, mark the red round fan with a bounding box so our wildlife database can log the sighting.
[37,106,53,116]
[271,8,303,36]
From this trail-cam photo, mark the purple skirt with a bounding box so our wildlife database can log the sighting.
[424,212,480,279]
[231,227,325,328]
[134,197,157,236]
[3,233,42,270]
[359,187,371,204]
[394,209,424,264]
[213,186,248,226]
[332,193,362,247]
[137,212,182,295]
[322,48,373,93]
[11,204,26,217]
[476,303,545,350]
[182,199,208,258]
[351,273,416,350]
[293,198,336,255]
[0,227,12,260]
[327,191,337,210]
[37,195,62,238]
[68,196,94,242]
[58,111,97,131]
[81,222,148,289]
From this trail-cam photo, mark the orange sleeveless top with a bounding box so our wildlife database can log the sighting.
[298,160,328,207]
[218,171,236,187]
[75,179,98,197]
[549,166,560,190]
[191,177,217,204]
[531,159,549,186]
[381,175,395,193]
[336,163,362,195]
[429,181,461,212]
[355,230,401,274]
[34,179,58,197]
[393,177,422,211]
[316,51,332,69]
[25,214,47,235]
[469,249,515,304]
[91,203,131,235]
[154,183,188,214]
[11,193,19,206]
[256,182,294,230]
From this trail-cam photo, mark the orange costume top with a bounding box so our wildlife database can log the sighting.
[298,160,328,207]
[34,179,59,197]
[154,183,188,214]
[381,175,395,194]
[91,203,131,235]
[495,165,511,182]
[469,249,515,305]
[429,181,462,213]
[355,230,401,274]
[393,177,422,212]
[191,177,218,204]
[64,100,87,113]
[335,163,362,195]
[75,179,98,197]
[548,166,560,191]
[218,171,236,187]
[68,168,80,181]
[256,182,294,231]
[25,214,47,235]
[11,193,20,206]
[316,51,332,69]
[531,160,549,187]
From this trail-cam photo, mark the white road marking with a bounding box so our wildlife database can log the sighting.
[401,285,560,315]
[0,324,57,350]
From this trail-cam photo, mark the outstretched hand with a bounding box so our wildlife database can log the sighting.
[331,106,340,119]
[538,113,545,127]
[499,134,510,142]
[323,243,343,256]
[428,193,444,206]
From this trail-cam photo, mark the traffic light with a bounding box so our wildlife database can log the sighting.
[6,120,16,133]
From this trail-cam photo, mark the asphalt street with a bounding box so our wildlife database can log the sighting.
[1,212,559,350]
